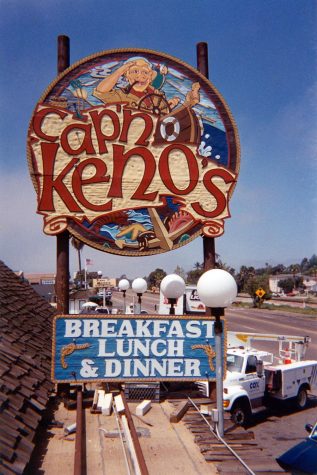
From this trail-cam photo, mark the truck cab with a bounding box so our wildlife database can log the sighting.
[224,347,271,425]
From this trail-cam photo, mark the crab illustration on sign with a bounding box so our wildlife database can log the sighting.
[27,48,240,256]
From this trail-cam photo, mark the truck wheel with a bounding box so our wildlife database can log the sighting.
[231,401,251,426]
[295,386,308,410]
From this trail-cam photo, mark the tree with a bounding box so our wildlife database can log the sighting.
[71,237,84,288]
[309,254,317,268]
[278,278,294,294]
[287,264,301,276]
[174,265,186,281]
[244,275,270,307]
[186,268,204,284]
[271,264,286,275]
[74,270,98,288]
[216,259,235,275]
[300,257,310,273]
[236,266,255,293]
[294,275,304,290]
[307,266,317,278]
[147,268,167,288]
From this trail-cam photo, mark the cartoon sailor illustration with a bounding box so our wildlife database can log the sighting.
[93,56,202,146]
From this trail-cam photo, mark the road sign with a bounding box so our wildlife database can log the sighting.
[256,288,266,298]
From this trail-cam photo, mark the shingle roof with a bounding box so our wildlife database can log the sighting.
[0,261,56,474]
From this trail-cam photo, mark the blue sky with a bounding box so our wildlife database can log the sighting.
[0,0,316,278]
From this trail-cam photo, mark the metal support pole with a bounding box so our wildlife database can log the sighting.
[137,293,142,314]
[123,290,127,314]
[168,298,177,315]
[213,308,224,437]
[56,35,70,315]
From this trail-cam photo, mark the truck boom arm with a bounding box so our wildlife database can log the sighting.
[228,331,310,362]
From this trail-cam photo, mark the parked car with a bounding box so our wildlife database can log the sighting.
[276,421,317,474]
[95,307,111,314]
[79,307,99,314]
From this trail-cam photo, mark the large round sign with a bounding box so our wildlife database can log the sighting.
[27,48,240,256]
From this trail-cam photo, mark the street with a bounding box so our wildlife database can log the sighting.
[111,290,317,360]
[225,306,317,360]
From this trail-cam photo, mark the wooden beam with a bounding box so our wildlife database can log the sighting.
[136,400,151,417]
[121,392,149,475]
[170,400,189,423]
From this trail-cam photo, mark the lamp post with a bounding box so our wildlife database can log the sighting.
[97,271,105,306]
[197,269,237,437]
[132,278,147,314]
[160,274,186,315]
[118,278,130,313]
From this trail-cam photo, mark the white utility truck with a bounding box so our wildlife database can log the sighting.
[198,331,317,425]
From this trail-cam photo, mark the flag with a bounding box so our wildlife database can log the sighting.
[85,258,93,266]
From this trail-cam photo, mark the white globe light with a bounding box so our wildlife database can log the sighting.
[118,279,130,291]
[160,274,186,299]
[197,269,237,308]
[132,277,147,294]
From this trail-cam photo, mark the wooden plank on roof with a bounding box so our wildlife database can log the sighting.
[29,397,46,412]
[8,393,24,411]
[18,387,33,399]
[18,436,35,453]
[0,444,16,463]
[0,432,17,447]
[17,412,38,430]
[1,410,21,429]
[0,463,17,475]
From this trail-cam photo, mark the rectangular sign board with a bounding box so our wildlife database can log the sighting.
[52,315,226,383]
[93,278,116,288]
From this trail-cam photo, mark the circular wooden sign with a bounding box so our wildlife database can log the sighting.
[27,48,240,256]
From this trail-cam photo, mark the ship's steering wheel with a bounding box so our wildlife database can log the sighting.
[138,93,171,116]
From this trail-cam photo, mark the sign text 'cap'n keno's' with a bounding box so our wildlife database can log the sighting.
[27,48,240,256]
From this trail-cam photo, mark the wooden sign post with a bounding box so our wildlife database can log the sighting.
[56,35,70,314]
[197,42,216,316]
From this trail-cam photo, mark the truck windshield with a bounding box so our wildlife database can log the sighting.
[227,354,244,372]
